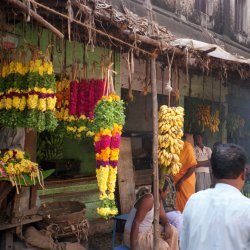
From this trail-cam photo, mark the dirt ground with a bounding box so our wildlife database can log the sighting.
[13,232,119,250]
[89,233,113,250]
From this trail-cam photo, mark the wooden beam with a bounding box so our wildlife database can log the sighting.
[7,0,64,39]
[26,0,153,56]
[122,30,164,49]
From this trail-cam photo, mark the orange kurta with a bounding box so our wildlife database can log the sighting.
[174,141,197,212]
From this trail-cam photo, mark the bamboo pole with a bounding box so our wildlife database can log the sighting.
[8,0,64,39]
[151,55,160,250]
[145,0,160,249]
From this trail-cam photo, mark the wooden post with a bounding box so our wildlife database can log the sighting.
[117,138,136,214]
[151,56,160,250]
[145,0,160,248]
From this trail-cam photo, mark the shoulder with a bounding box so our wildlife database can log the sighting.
[137,193,153,208]
[185,142,195,151]
[204,146,212,151]
[187,189,211,204]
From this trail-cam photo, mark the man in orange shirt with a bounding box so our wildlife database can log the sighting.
[174,135,197,212]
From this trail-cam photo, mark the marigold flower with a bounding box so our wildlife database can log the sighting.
[27,95,38,109]
[38,98,47,112]
[5,98,12,110]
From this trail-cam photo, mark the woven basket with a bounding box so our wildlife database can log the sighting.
[39,201,86,227]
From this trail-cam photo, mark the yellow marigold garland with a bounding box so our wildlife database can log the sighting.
[0,57,57,132]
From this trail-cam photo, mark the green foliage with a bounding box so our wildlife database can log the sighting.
[0,109,57,132]
[93,98,125,132]
[27,72,56,90]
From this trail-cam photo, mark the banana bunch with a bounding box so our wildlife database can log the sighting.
[37,131,64,163]
[209,111,220,133]
[197,105,220,133]
[197,105,211,127]
[158,105,184,176]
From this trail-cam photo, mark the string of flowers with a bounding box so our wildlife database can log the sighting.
[0,149,43,193]
[56,79,105,140]
[93,94,125,219]
[56,79,95,139]
[0,55,57,132]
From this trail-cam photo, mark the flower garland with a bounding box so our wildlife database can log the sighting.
[56,80,95,139]
[93,94,125,219]
[0,58,57,132]
[0,149,43,193]
[56,79,105,140]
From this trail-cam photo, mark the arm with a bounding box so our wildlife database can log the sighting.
[130,194,153,250]
[159,200,172,240]
[197,160,210,168]
[175,166,196,191]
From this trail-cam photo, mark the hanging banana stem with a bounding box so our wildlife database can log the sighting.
[126,49,134,101]
[105,62,116,95]
[66,0,73,42]
[45,44,53,62]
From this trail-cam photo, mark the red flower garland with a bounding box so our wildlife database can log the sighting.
[69,80,78,115]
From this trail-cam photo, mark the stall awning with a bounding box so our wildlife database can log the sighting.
[170,39,250,65]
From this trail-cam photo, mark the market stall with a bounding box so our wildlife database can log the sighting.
[1,0,250,249]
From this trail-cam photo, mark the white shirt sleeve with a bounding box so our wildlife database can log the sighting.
[207,147,212,159]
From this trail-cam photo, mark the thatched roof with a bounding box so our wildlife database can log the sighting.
[3,0,250,80]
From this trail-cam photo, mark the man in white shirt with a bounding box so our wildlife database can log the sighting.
[194,134,212,191]
[181,143,250,250]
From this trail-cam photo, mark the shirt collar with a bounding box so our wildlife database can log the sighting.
[215,183,241,194]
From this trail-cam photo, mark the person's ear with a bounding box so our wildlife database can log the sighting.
[241,169,247,181]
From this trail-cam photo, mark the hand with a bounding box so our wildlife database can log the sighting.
[175,181,182,191]
[164,224,173,240]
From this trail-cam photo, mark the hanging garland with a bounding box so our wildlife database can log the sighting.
[0,149,43,193]
[55,79,105,140]
[0,54,57,132]
[93,94,125,219]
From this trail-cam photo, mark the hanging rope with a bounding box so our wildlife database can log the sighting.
[165,49,176,106]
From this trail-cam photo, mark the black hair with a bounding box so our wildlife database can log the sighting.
[193,133,202,142]
[211,143,247,179]
[212,141,222,151]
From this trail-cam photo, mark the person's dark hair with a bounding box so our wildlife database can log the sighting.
[212,141,222,151]
[211,143,247,179]
[193,133,202,143]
